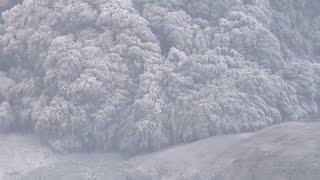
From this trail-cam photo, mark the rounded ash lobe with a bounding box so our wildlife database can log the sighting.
[0,0,319,155]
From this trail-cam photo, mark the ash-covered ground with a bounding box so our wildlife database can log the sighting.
[1,122,320,180]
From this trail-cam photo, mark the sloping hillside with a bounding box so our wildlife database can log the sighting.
[127,121,320,180]
[2,122,320,180]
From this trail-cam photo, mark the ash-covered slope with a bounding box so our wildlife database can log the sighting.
[126,122,320,180]
[2,122,320,180]
[0,0,319,154]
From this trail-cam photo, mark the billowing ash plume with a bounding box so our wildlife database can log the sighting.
[0,0,319,155]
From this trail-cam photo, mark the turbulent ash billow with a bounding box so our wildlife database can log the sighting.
[0,0,319,155]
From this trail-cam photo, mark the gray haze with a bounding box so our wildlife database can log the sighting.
[0,0,320,156]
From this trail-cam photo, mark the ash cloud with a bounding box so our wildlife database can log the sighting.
[0,0,319,155]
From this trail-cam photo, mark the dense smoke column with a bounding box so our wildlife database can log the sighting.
[0,0,319,155]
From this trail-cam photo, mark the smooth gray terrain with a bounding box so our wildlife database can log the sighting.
[2,122,320,180]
